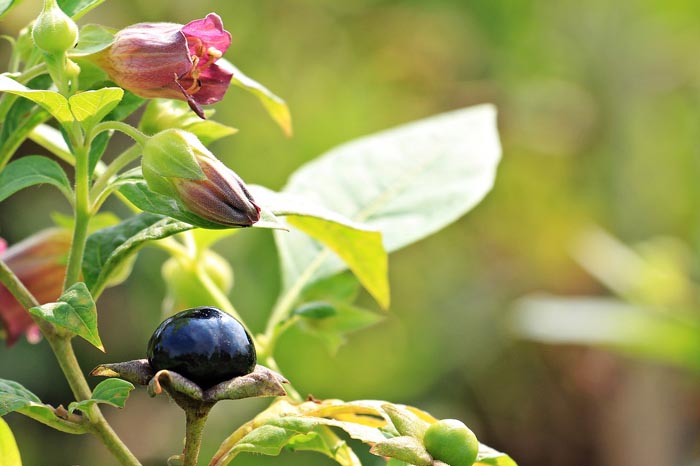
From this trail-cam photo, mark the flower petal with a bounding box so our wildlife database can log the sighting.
[182,13,231,57]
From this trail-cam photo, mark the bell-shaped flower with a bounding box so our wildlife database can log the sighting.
[142,129,260,227]
[92,13,233,118]
[0,229,71,346]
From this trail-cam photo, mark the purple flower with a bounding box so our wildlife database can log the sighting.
[141,129,261,227]
[0,229,71,346]
[94,13,233,118]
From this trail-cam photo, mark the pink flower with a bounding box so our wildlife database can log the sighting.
[0,229,71,346]
[94,13,233,118]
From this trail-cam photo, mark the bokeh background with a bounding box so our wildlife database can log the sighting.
[2,0,700,465]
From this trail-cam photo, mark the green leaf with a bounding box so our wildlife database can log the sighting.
[68,379,134,415]
[0,380,87,435]
[68,87,123,131]
[57,0,105,19]
[285,425,361,466]
[70,23,114,56]
[88,130,109,176]
[0,0,18,20]
[0,379,41,417]
[294,302,337,319]
[29,283,103,351]
[0,75,53,170]
[0,75,73,126]
[274,104,500,302]
[300,273,360,305]
[223,59,292,137]
[0,417,22,466]
[476,444,518,466]
[251,186,389,308]
[83,213,193,294]
[370,436,432,466]
[0,156,72,202]
[290,216,388,308]
[296,302,385,355]
[119,180,287,231]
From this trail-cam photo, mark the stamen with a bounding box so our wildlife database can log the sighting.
[206,46,223,65]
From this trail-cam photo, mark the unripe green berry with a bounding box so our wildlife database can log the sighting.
[32,0,79,55]
[423,419,479,466]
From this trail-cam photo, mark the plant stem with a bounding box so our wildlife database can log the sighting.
[0,260,142,465]
[91,415,143,466]
[183,405,213,466]
[63,138,90,289]
[90,120,147,146]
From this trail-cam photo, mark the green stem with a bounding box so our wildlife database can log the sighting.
[0,258,39,311]
[0,260,141,465]
[90,120,147,146]
[63,140,91,289]
[183,406,212,466]
[91,415,142,466]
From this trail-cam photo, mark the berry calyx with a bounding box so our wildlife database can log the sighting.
[147,307,256,389]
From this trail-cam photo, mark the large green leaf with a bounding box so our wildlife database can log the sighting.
[0,75,73,126]
[68,88,123,132]
[68,379,134,415]
[0,418,21,466]
[0,156,72,202]
[252,186,388,308]
[83,213,193,294]
[29,283,103,351]
[275,104,501,296]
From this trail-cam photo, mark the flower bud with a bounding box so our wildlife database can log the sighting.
[142,129,260,227]
[0,229,71,346]
[32,0,79,55]
[90,13,233,118]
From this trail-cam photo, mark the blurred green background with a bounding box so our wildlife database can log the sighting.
[2,0,700,465]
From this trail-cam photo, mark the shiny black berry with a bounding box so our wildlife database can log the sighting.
[147,307,256,389]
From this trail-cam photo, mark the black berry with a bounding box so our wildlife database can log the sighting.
[147,307,256,389]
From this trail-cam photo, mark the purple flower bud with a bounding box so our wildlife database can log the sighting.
[93,13,233,118]
[0,229,71,346]
[142,129,261,227]
[173,152,261,227]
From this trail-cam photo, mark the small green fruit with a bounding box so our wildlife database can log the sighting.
[423,419,479,466]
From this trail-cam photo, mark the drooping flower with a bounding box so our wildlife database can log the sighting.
[0,229,71,346]
[92,13,233,118]
[142,129,260,227]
